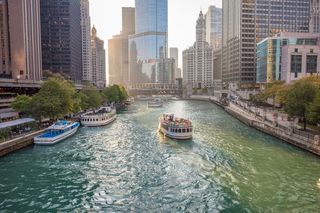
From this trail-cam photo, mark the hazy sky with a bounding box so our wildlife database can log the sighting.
[90,0,222,70]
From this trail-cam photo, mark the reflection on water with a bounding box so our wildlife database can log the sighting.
[1,100,320,212]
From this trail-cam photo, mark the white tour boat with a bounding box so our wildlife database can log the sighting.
[148,98,163,108]
[158,113,193,140]
[34,120,80,145]
[80,107,117,127]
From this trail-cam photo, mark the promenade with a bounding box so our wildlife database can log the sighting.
[189,95,320,156]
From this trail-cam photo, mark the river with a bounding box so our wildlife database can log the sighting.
[1,100,320,212]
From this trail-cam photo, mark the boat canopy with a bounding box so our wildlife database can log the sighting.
[48,120,71,130]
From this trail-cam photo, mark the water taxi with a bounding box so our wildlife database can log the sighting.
[148,98,163,108]
[158,113,193,140]
[34,120,80,145]
[80,107,117,127]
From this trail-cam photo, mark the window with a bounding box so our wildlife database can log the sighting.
[291,55,302,77]
[306,55,317,74]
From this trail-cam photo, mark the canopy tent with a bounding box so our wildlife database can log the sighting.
[0,118,36,130]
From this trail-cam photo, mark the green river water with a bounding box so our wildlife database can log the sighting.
[0,100,320,212]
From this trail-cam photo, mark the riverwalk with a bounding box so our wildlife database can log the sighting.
[189,95,320,156]
[0,129,45,157]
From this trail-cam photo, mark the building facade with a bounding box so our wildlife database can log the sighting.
[80,0,92,82]
[128,0,168,86]
[310,0,320,33]
[183,11,213,89]
[0,0,42,81]
[222,0,310,89]
[109,7,135,87]
[91,27,106,88]
[40,0,82,82]
[205,6,222,49]
[169,47,181,79]
[281,38,320,83]
[257,33,320,84]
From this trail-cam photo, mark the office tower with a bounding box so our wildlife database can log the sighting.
[0,0,10,78]
[80,0,92,82]
[183,11,213,89]
[91,26,106,88]
[109,7,135,86]
[205,6,222,49]
[222,0,310,89]
[310,0,320,33]
[40,0,82,82]
[170,47,181,79]
[0,0,42,81]
[128,0,168,86]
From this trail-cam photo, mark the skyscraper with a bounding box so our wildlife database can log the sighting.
[169,47,181,79]
[128,0,168,86]
[0,0,42,81]
[40,0,82,82]
[183,11,213,89]
[109,7,135,86]
[205,6,222,49]
[80,0,92,82]
[310,0,320,33]
[222,0,310,89]
[91,26,106,88]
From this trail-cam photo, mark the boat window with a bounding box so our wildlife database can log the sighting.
[178,129,181,133]
[183,129,186,133]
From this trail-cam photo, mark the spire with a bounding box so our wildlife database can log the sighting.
[92,25,97,38]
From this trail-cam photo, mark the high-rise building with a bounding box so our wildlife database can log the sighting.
[169,47,181,79]
[222,0,310,89]
[0,0,42,81]
[91,26,106,88]
[310,0,320,33]
[80,0,92,82]
[109,7,135,86]
[205,6,222,49]
[0,0,10,78]
[128,0,168,86]
[40,0,82,82]
[183,11,213,89]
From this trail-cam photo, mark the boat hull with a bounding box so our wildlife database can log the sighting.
[158,125,193,140]
[81,115,117,127]
[34,125,79,145]
[148,104,163,108]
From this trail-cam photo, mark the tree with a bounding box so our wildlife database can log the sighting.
[284,81,317,130]
[307,90,320,124]
[102,85,121,102]
[11,95,33,115]
[31,76,76,120]
[119,85,129,101]
[78,86,103,110]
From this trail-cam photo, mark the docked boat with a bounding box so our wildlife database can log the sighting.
[136,95,151,101]
[34,120,80,145]
[80,107,117,127]
[158,113,193,140]
[148,98,163,108]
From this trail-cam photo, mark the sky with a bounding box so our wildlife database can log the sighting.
[89,0,222,71]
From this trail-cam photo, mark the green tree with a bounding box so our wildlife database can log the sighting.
[102,85,121,102]
[119,85,129,101]
[78,86,103,110]
[307,89,320,124]
[31,76,76,120]
[284,81,317,130]
[11,95,33,115]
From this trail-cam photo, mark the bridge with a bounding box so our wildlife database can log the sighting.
[128,83,183,96]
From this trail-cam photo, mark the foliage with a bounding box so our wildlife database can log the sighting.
[0,128,10,142]
[102,85,128,103]
[284,81,317,130]
[78,86,103,110]
[307,90,320,124]
[11,95,33,115]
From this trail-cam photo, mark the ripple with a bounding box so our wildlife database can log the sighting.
[1,101,320,212]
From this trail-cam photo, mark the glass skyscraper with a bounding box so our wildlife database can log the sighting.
[129,0,168,86]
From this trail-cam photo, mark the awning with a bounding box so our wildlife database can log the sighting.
[0,118,36,130]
